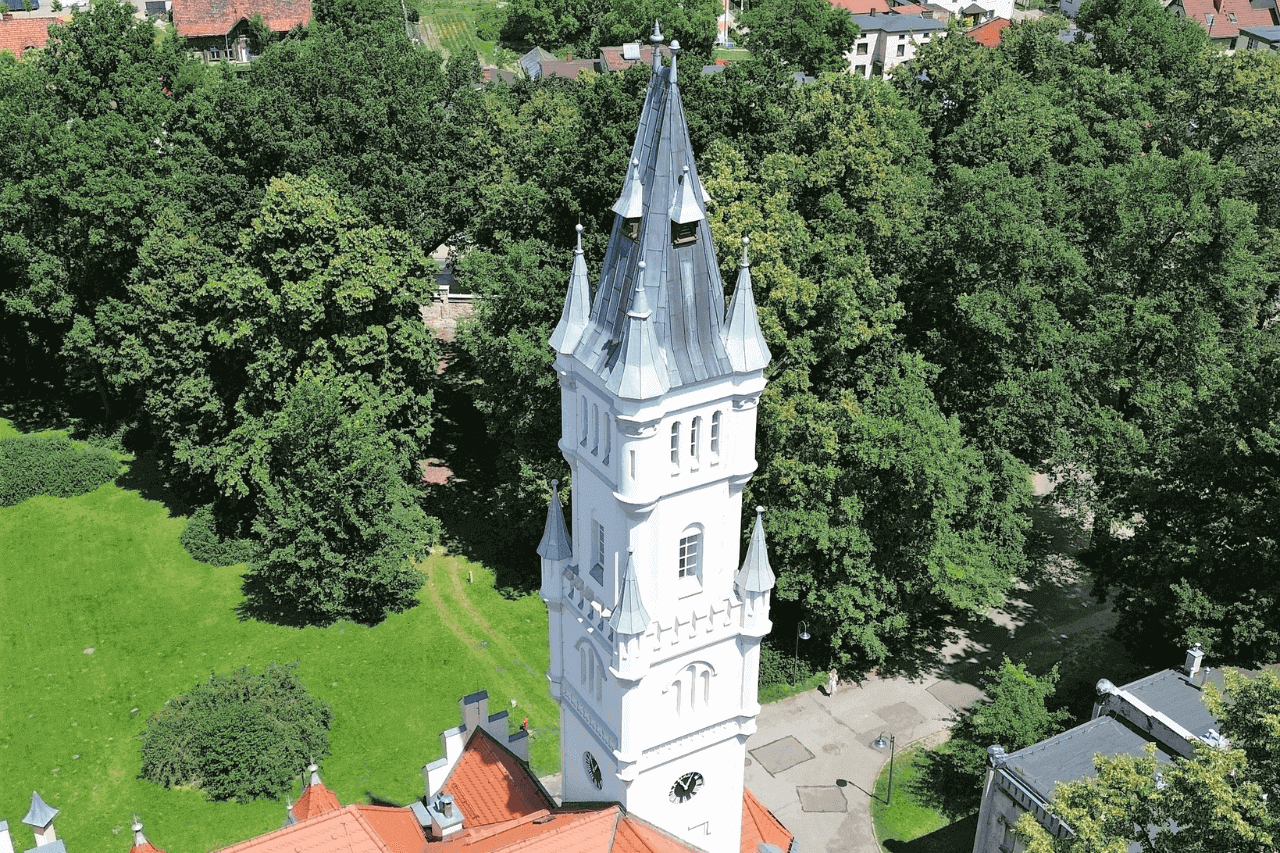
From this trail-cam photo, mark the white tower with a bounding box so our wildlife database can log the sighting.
[538,27,776,853]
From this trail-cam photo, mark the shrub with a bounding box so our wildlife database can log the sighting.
[181,505,256,567]
[0,433,121,506]
[759,638,816,686]
[139,662,332,802]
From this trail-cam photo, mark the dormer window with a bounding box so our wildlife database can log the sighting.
[669,165,703,247]
[672,221,697,246]
[623,217,641,241]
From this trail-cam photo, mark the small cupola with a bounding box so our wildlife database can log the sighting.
[22,792,58,847]
[669,165,704,246]
[612,158,644,241]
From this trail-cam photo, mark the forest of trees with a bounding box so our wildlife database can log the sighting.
[1,0,1277,675]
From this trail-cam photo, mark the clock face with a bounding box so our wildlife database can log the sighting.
[583,752,603,790]
[669,771,704,803]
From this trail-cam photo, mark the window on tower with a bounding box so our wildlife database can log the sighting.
[690,416,701,465]
[670,422,680,472]
[580,397,589,446]
[710,411,722,462]
[678,527,702,589]
[592,403,599,455]
[602,411,611,464]
[592,521,605,585]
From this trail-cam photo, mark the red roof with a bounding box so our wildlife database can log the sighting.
[741,789,793,853]
[130,842,166,853]
[357,805,429,853]
[829,0,893,13]
[441,728,554,827]
[0,15,66,59]
[218,807,396,853]
[598,44,671,72]
[1174,0,1273,39]
[293,779,342,820]
[966,16,1011,45]
[172,0,310,38]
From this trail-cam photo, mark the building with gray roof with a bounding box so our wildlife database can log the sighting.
[1240,23,1280,50]
[971,645,1228,853]
[847,14,946,79]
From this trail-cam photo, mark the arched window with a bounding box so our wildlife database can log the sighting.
[576,639,606,702]
[678,527,701,582]
[602,412,611,464]
[710,411,722,461]
[667,661,716,715]
[690,416,701,463]
[592,403,600,455]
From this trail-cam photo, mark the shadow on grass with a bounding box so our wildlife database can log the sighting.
[115,447,200,519]
[882,814,978,853]
[911,744,983,821]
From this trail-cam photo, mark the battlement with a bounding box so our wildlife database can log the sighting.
[422,691,531,797]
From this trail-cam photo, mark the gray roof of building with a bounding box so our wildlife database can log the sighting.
[1004,716,1175,803]
[1120,667,1223,739]
[851,12,946,31]
[603,263,671,399]
[1239,23,1280,39]
[23,792,57,828]
[537,479,573,561]
[550,226,592,355]
[566,46,745,392]
[736,507,776,594]
[608,550,651,635]
[518,47,555,79]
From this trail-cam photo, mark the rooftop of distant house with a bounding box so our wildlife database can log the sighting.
[829,0,925,14]
[966,15,1011,45]
[598,42,671,72]
[0,12,65,59]
[850,12,947,31]
[1173,0,1275,40]
[172,0,311,39]
[1240,21,1280,40]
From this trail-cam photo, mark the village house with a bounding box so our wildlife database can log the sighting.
[1239,21,1280,47]
[0,12,64,60]
[847,12,946,78]
[172,0,310,62]
[1168,0,1276,48]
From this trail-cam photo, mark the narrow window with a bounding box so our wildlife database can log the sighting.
[672,679,682,716]
[710,411,721,460]
[896,43,905,56]
[580,397,589,446]
[594,521,605,570]
[580,646,588,683]
[678,530,701,580]
[670,422,680,470]
[629,450,636,480]
[592,404,599,455]
[690,416,701,462]
[701,670,711,706]
[602,413,611,463]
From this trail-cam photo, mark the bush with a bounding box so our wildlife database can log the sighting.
[0,433,121,506]
[759,638,817,686]
[181,505,256,567]
[139,662,332,802]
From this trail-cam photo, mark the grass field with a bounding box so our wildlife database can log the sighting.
[0,433,557,853]
[414,0,505,65]
[870,744,975,853]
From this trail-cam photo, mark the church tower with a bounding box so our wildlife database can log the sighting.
[537,25,776,853]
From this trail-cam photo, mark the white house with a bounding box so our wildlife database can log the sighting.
[848,13,947,78]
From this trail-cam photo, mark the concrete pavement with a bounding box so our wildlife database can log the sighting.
[745,673,977,853]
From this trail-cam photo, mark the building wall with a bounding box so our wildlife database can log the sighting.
[846,26,944,79]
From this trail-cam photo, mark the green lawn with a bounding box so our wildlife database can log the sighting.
[414,0,505,65]
[871,744,975,853]
[0,443,557,853]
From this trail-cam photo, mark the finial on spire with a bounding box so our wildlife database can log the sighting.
[669,39,680,84]
[132,815,148,847]
[631,262,653,317]
[575,224,583,251]
[650,20,664,43]
[650,21,665,71]
[742,236,751,266]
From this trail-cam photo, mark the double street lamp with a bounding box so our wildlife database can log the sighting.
[873,731,897,806]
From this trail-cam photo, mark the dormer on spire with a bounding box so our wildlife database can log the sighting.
[608,549,651,635]
[603,262,670,400]
[722,237,772,374]
[669,165,704,246]
[611,159,644,240]
[736,507,776,595]
[550,225,592,354]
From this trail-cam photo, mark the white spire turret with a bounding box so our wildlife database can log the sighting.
[550,225,592,355]
[722,237,772,374]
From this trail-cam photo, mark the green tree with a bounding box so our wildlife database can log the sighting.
[243,378,435,626]
[140,662,333,802]
[736,0,859,76]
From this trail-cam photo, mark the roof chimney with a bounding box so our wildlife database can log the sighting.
[1184,642,1203,678]
[423,792,464,840]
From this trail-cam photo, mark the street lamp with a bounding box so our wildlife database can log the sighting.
[794,621,810,685]
[873,731,896,806]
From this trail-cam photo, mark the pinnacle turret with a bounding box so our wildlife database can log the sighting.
[722,237,772,374]
[602,262,670,400]
[736,506,776,594]
[549,225,592,355]
[537,479,572,562]
[608,549,651,635]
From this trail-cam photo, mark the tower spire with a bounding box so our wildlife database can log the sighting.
[722,237,772,374]
[550,225,592,354]
[608,549,651,635]
[736,506,776,594]
[537,479,572,562]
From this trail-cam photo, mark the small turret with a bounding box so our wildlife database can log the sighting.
[550,225,592,355]
[130,815,166,853]
[608,549,652,637]
[722,237,771,374]
[22,792,58,848]
[537,479,573,601]
[602,263,670,400]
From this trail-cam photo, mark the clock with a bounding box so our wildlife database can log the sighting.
[583,751,603,790]
[669,771,704,803]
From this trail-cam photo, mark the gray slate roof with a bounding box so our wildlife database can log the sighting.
[736,507,776,594]
[1239,23,1280,41]
[608,550,651,635]
[1123,667,1223,740]
[537,480,573,561]
[1004,716,1174,802]
[23,792,57,828]
[24,842,65,853]
[566,47,751,392]
[851,13,946,31]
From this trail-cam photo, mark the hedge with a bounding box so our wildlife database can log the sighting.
[181,505,257,567]
[0,433,121,507]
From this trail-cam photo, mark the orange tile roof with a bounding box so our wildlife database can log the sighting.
[293,780,342,820]
[1175,0,1273,40]
[966,15,1011,45]
[0,15,65,59]
[442,728,553,827]
[740,789,792,853]
[218,806,395,853]
[172,0,310,38]
[130,842,166,853]
[829,0,893,13]
[443,807,622,853]
[615,815,705,853]
[357,805,427,853]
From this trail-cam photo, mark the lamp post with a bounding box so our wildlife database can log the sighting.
[794,621,810,685]
[873,731,896,806]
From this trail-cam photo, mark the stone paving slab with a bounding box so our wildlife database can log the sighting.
[750,735,815,776]
[798,785,848,813]
[927,679,985,712]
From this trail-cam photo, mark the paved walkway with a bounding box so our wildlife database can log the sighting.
[745,672,979,853]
